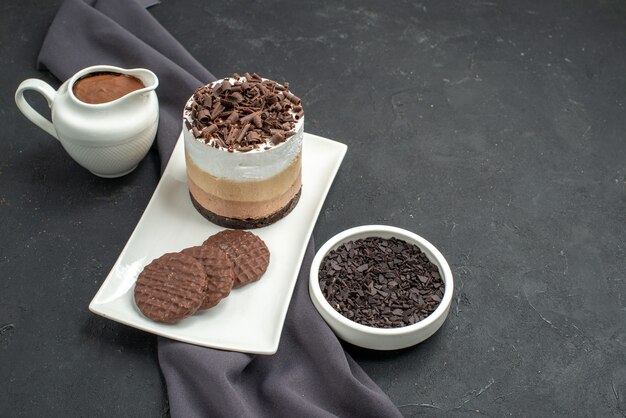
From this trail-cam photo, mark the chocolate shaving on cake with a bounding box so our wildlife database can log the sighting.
[185,73,302,152]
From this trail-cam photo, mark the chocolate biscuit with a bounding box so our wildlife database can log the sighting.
[181,244,235,309]
[134,252,208,323]
[204,230,270,288]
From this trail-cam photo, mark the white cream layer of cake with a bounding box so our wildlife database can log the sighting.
[183,118,303,181]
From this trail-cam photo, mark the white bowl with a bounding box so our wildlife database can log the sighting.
[309,225,453,350]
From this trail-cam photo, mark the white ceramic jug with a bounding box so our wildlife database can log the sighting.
[15,65,159,178]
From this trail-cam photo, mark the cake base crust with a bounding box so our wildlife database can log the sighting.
[189,188,302,229]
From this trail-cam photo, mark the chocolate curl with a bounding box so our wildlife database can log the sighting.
[246,87,260,102]
[220,98,238,108]
[230,91,244,102]
[295,109,304,120]
[270,129,286,145]
[215,136,227,148]
[284,91,301,105]
[246,130,261,143]
[213,81,224,95]
[202,95,213,108]
[226,111,239,123]
[197,109,211,124]
[278,113,292,123]
[240,110,261,124]
[202,124,218,136]
[192,127,201,138]
[219,110,234,120]
[252,114,263,128]
[221,79,232,91]
[259,83,269,97]
[226,126,239,145]
[210,103,224,120]
[236,123,252,144]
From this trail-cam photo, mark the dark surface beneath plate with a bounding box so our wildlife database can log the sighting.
[1,0,625,417]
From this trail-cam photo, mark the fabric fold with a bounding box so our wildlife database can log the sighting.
[38,0,403,417]
[38,0,215,171]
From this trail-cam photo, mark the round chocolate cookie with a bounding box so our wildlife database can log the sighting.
[204,230,270,288]
[134,252,208,323]
[181,244,235,309]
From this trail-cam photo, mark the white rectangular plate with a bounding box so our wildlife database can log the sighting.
[89,132,347,354]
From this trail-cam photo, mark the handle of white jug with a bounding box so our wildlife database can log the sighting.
[15,79,58,140]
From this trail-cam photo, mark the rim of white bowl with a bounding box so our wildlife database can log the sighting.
[309,225,454,336]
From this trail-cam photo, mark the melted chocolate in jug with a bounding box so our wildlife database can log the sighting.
[73,72,145,104]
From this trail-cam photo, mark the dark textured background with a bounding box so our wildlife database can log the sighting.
[1,0,625,417]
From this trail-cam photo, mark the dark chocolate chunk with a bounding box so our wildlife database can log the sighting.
[318,237,445,328]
